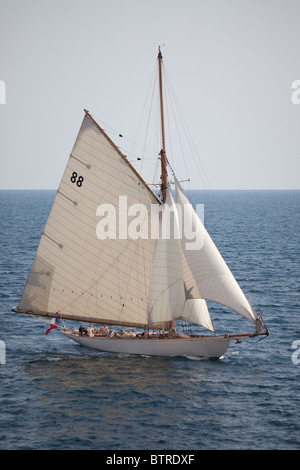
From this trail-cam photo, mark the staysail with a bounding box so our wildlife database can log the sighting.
[175,177,257,324]
[148,186,186,326]
[17,111,160,328]
[148,185,214,331]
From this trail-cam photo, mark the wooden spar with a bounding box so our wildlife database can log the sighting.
[158,47,175,332]
[11,308,148,329]
[227,331,269,340]
[158,47,168,203]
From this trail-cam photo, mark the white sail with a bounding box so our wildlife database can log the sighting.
[18,111,160,327]
[148,186,186,326]
[180,247,214,331]
[181,299,214,331]
[175,178,257,324]
[148,186,214,331]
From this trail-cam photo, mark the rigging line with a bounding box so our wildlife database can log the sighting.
[168,94,189,179]
[227,333,268,358]
[122,237,148,324]
[95,113,159,159]
[116,199,149,322]
[85,141,139,319]
[163,67,212,191]
[143,64,159,175]
[164,67,207,186]
[55,233,147,317]
[134,172,157,315]
[160,66,189,182]
[162,63,188,179]
[96,123,158,165]
[31,314,65,328]
[165,69,207,188]
[95,112,159,166]
[148,278,184,317]
[120,139,157,159]
[161,62,173,167]
[139,78,161,192]
[128,59,159,174]
[118,60,161,192]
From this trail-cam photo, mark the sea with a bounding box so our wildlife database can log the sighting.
[0,189,299,453]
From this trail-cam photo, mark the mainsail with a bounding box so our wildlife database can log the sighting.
[18,111,160,328]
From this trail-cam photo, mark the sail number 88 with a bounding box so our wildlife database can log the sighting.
[70,171,84,187]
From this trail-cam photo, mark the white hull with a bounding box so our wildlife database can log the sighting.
[62,331,231,358]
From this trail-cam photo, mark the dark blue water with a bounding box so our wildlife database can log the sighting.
[1,189,300,450]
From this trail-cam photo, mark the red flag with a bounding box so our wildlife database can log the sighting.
[46,319,57,335]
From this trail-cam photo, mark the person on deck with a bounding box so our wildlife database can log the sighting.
[87,324,95,337]
[99,324,109,335]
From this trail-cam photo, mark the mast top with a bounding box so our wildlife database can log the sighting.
[157,46,168,202]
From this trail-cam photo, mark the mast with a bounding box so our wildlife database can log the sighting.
[158,46,168,203]
[158,47,175,333]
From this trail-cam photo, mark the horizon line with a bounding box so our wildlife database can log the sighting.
[0,187,299,192]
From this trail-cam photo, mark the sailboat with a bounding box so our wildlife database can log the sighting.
[12,48,268,358]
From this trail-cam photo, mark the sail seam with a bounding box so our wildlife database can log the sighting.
[70,153,91,169]
[57,190,78,206]
[42,232,63,249]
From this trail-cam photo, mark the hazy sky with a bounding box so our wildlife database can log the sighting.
[1,0,300,190]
